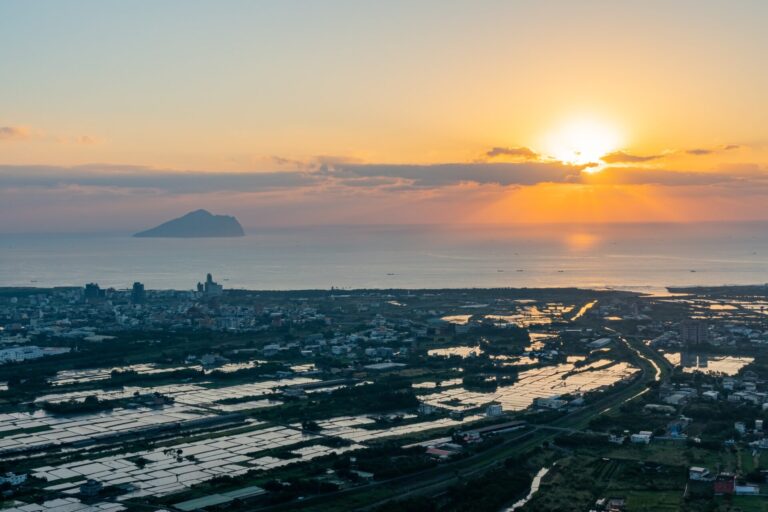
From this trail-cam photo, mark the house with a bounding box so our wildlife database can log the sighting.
[79,479,103,497]
[425,447,454,460]
[735,484,760,495]
[630,431,652,444]
[534,396,567,410]
[486,404,503,417]
[262,343,283,356]
[363,362,406,371]
[713,473,735,495]
[592,497,626,512]
[588,338,612,349]
[0,473,27,486]
[643,404,675,414]
[664,393,688,406]
[417,402,438,415]
[688,467,710,481]
[455,430,482,443]
[200,353,228,367]
[350,470,375,481]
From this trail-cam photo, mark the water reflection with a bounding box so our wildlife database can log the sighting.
[440,314,472,325]
[428,346,482,358]
[420,359,638,412]
[663,352,753,376]
[505,466,551,511]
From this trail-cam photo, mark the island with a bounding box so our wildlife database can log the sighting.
[133,209,245,238]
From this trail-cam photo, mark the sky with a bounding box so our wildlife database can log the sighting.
[2,0,768,233]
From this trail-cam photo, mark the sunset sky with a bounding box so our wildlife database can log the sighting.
[3,0,768,232]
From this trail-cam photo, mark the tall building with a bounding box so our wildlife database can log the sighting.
[131,282,146,305]
[83,283,105,302]
[680,320,708,346]
[197,273,223,297]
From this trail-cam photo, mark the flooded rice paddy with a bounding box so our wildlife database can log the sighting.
[420,359,638,412]
[662,352,753,376]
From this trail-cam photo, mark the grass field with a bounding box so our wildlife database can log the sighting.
[624,490,682,512]
[601,441,735,471]
[725,496,768,512]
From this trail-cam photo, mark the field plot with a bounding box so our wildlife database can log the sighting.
[33,422,362,500]
[315,414,483,443]
[2,497,125,511]
[34,377,319,408]
[0,405,207,454]
[420,359,638,411]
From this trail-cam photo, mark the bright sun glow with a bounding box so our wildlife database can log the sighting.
[544,118,622,170]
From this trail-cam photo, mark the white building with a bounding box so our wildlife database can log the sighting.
[587,338,611,349]
[0,346,43,364]
[418,402,438,415]
[630,431,653,444]
[486,404,503,417]
[0,473,27,486]
[534,396,567,410]
[689,467,710,481]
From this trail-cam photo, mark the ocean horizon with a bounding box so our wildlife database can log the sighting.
[1,222,767,292]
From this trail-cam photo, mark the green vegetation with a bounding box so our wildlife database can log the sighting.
[254,378,419,423]
[41,395,115,415]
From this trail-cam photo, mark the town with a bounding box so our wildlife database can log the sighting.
[0,278,767,511]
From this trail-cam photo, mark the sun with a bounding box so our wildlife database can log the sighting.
[543,117,622,170]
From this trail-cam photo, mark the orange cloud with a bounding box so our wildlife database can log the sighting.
[600,150,664,163]
[485,146,539,160]
[0,126,33,141]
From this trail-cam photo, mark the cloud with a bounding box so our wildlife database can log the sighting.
[0,126,102,144]
[686,148,712,155]
[2,161,767,200]
[73,135,99,145]
[485,146,539,160]
[0,161,586,197]
[0,165,322,194]
[600,150,664,163]
[583,166,768,189]
[333,162,581,188]
[601,145,743,163]
[4,161,768,232]
[0,126,32,141]
[271,154,364,171]
[271,155,305,168]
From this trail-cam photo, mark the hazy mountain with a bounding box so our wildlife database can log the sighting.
[133,209,245,238]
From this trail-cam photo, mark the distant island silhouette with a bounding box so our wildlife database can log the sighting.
[134,209,245,238]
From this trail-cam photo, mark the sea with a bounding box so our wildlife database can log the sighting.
[1,223,767,293]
